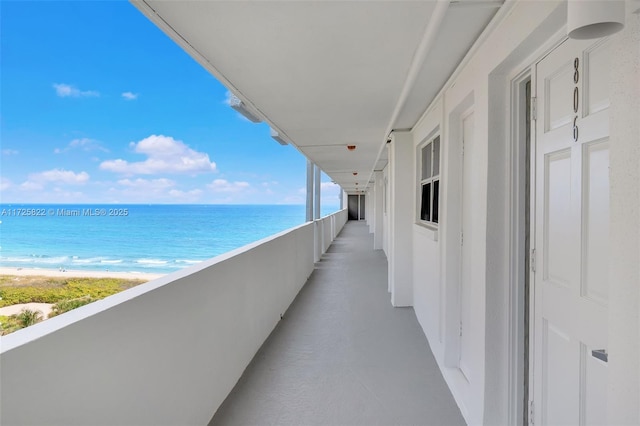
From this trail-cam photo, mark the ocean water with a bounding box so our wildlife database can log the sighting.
[0,204,339,274]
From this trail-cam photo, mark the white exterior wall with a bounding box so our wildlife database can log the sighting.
[341,189,348,211]
[1,210,348,426]
[373,171,384,250]
[402,1,640,424]
[388,130,414,307]
[367,189,374,232]
[608,6,640,424]
[412,99,443,344]
[383,162,390,258]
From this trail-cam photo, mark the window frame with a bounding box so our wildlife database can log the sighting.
[418,135,440,228]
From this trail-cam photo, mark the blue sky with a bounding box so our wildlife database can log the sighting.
[0,1,340,206]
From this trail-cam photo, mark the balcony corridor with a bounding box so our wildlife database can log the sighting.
[210,221,464,425]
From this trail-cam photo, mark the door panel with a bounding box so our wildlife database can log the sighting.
[543,320,579,425]
[347,195,358,220]
[584,40,612,117]
[583,344,608,425]
[533,37,611,425]
[581,140,609,305]
[545,62,575,131]
[544,149,573,287]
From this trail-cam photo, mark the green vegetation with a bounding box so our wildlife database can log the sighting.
[17,308,43,327]
[0,275,147,335]
[0,315,22,335]
[0,308,44,334]
[49,296,97,318]
[0,276,145,307]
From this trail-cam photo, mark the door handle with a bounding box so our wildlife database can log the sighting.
[592,349,608,363]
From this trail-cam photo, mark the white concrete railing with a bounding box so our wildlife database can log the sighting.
[314,209,347,262]
[0,209,347,426]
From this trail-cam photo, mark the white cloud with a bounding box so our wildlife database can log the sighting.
[321,182,341,206]
[53,83,99,98]
[55,138,108,154]
[100,179,205,203]
[18,169,89,192]
[103,178,177,201]
[50,188,85,199]
[321,181,340,191]
[0,177,12,191]
[290,182,340,206]
[15,169,89,196]
[30,169,90,185]
[20,181,44,191]
[168,189,203,201]
[207,179,250,193]
[100,135,217,175]
[321,181,341,197]
[121,92,138,100]
[117,178,175,190]
[1,149,18,156]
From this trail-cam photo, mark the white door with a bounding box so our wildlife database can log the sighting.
[533,37,611,425]
[459,109,475,380]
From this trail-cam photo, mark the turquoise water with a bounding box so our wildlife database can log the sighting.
[0,204,339,274]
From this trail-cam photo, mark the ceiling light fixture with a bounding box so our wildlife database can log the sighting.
[567,0,625,39]
[270,128,289,146]
[228,94,262,123]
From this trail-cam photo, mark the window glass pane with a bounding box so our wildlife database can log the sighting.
[422,143,432,179]
[433,136,440,176]
[432,179,439,223]
[420,183,431,222]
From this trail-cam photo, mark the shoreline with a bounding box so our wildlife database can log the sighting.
[0,267,164,281]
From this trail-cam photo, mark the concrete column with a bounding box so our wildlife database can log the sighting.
[365,191,370,227]
[314,164,321,220]
[388,130,414,307]
[367,189,374,232]
[306,160,313,222]
[339,189,344,210]
[608,5,640,424]
[374,171,384,249]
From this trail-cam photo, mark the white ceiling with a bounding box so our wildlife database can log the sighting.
[133,0,502,194]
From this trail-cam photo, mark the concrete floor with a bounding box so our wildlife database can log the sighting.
[209,221,465,426]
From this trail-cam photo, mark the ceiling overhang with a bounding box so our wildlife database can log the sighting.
[132,0,503,194]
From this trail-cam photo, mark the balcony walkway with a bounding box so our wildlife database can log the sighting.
[209,221,464,426]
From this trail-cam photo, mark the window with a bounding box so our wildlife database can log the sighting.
[419,135,440,225]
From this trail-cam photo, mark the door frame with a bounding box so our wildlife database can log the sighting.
[508,68,533,426]
[502,30,569,425]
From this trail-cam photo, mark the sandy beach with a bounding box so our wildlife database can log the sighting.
[0,302,54,318]
[0,267,164,281]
